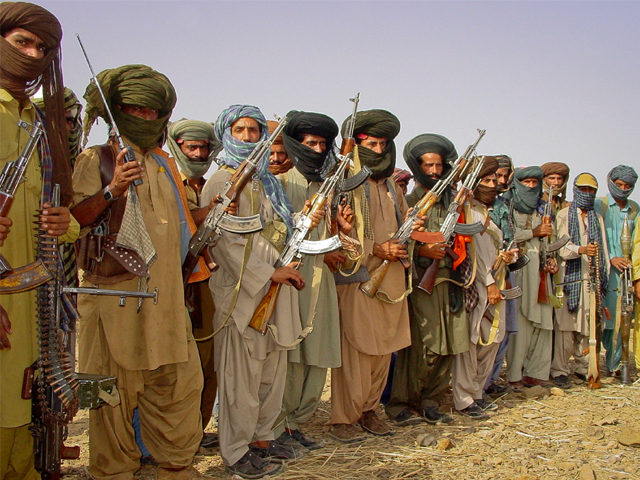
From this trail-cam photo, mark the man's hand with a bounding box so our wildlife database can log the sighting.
[40,204,71,237]
[336,204,354,235]
[543,257,559,274]
[578,243,598,257]
[487,283,503,305]
[411,213,426,232]
[303,200,325,230]
[419,242,446,260]
[0,305,11,350]
[532,223,552,237]
[610,256,631,273]
[373,239,408,262]
[324,250,347,272]
[0,216,12,246]
[499,249,516,265]
[109,147,143,198]
[271,263,305,290]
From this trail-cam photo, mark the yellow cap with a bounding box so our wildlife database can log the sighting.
[574,173,598,189]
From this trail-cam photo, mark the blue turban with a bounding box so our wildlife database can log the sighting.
[608,165,638,201]
[215,105,294,236]
[504,166,544,214]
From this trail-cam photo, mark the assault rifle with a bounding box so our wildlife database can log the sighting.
[619,214,634,385]
[0,120,53,292]
[537,184,569,303]
[587,242,605,390]
[248,151,362,335]
[491,240,523,299]
[414,151,489,295]
[76,34,141,186]
[180,117,290,286]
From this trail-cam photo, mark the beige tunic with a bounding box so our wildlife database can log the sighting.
[73,142,190,371]
[555,207,609,335]
[337,178,411,356]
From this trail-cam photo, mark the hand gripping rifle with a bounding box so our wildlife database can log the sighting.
[248,152,362,335]
[619,214,634,385]
[537,184,569,303]
[76,34,141,186]
[0,120,53,293]
[587,242,605,389]
[180,118,289,286]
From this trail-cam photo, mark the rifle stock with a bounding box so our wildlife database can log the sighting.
[248,281,281,335]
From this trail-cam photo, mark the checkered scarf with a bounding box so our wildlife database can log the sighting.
[564,186,607,313]
[214,105,294,237]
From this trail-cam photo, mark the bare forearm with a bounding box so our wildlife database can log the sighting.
[71,189,111,228]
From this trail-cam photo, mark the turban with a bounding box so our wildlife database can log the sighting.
[214,105,293,236]
[495,154,514,193]
[565,173,606,313]
[282,110,339,183]
[473,155,500,206]
[608,165,638,201]
[267,120,283,145]
[1,2,72,205]
[504,166,543,214]
[341,109,400,180]
[83,64,176,149]
[541,161,570,200]
[403,133,457,194]
[392,168,412,184]
[167,119,221,179]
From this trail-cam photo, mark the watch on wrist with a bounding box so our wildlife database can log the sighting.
[103,186,117,202]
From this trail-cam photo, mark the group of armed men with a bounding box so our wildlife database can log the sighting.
[2,3,640,480]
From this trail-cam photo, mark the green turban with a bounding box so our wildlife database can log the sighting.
[167,119,221,179]
[341,109,400,180]
[83,64,176,149]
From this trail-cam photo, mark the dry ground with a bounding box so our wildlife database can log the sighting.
[61,356,640,480]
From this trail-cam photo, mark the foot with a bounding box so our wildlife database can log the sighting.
[328,424,367,444]
[140,455,158,466]
[508,381,525,392]
[485,383,510,396]
[459,403,489,420]
[392,408,423,427]
[553,375,571,389]
[226,451,281,479]
[420,406,454,425]
[522,376,552,388]
[157,466,215,480]
[197,432,219,455]
[573,372,587,382]
[357,410,394,436]
[475,396,498,412]
[278,429,325,450]
[249,440,305,462]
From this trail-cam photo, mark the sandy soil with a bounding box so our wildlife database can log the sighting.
[59,356,640,480]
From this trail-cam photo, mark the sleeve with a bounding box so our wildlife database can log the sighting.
[59,214,80,244]
[513,211,533,243]
[72,147,103,204]
[558,208,580,260]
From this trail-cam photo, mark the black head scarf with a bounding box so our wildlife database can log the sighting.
[504,166,544,214]
[341,109,400,180]
[495,154,514,193]
[403,133,457,193]
[282,110,339,182]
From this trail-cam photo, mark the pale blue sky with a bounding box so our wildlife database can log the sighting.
[40,0,640,202]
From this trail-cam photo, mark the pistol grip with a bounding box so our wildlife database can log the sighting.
[21,366,35,399]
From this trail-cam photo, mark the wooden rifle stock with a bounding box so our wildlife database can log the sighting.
[249,281,281,335]
[417,246,458,294]
[537,216,552,304]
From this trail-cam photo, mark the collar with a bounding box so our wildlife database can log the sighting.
[0,88,33,111]
[607,193,630,211]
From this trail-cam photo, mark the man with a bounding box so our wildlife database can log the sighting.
[633,212,640,372]
[552,174,608,386]
[505,167,554,388]
[385,134,466,426]
[71,65,210,480]
[1,3,77,478]
[595,166,638,377]
[166,119,223,453]
[452,157,514,418]
[273,110,343,451]
[267,119,293,176]
[392,167,413,195]
[542,162,571,213]
[484,155,518,395]
[329,109,412,442]
[203,105,307,479]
